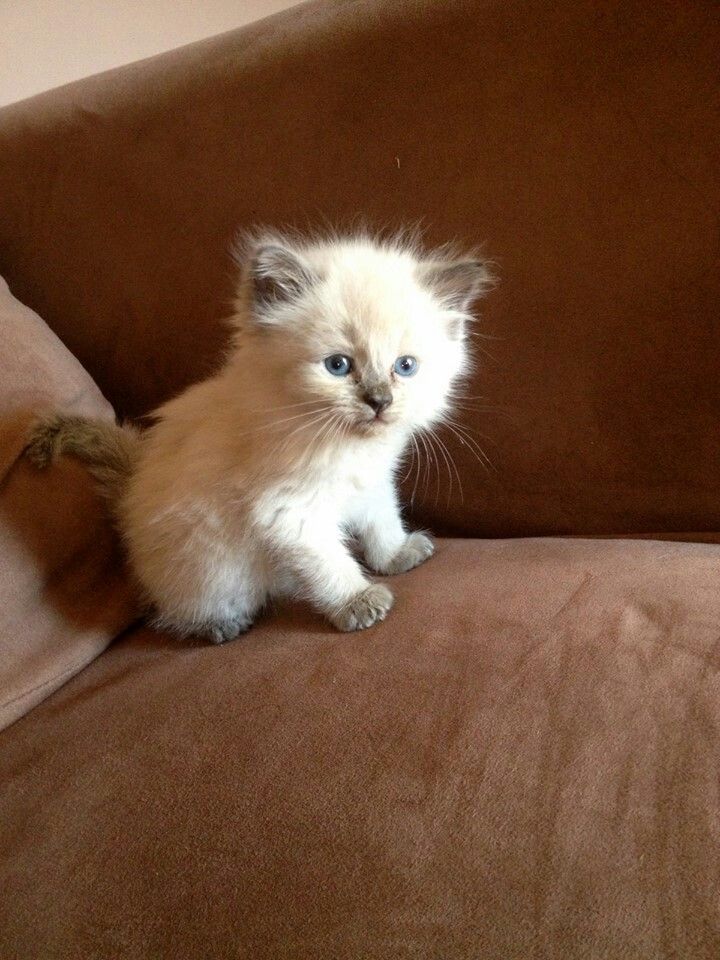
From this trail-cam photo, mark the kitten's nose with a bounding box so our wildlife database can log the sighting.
[363,391,393,416]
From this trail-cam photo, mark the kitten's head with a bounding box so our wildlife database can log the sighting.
[232,231,493,439]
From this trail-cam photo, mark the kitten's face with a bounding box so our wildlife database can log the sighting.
[238,236,491,440]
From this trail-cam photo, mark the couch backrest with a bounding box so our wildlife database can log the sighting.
[1,0,718,537]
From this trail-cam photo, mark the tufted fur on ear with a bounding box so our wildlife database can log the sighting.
[234,234,319,327]
[420,257,493,311]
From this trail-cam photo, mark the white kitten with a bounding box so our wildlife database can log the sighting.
[27,232,492,641]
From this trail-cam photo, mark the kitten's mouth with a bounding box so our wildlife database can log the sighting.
[357,412,392,432]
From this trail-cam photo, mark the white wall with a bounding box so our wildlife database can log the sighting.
[0,0,304,107]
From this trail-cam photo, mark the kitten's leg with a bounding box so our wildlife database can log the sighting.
[201,610,257,645]
[355,478,435,575]
[273,514,393,632]
[146,556,268,645]
[154,610,257,645]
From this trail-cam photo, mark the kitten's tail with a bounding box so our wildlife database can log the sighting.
[25,414,141,505]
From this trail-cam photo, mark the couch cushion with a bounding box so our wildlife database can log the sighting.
[1,537,718,958]
[0,275,136,731]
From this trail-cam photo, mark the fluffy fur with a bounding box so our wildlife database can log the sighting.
[26,231,492,642]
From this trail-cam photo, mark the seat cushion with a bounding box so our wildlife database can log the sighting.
[1,537,718,958]
[0,275,136,731]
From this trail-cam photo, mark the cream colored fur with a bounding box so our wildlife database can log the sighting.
[27,232,491,642]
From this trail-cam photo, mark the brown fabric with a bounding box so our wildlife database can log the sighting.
[0,0,718,538]
[1,537,719,959]
[0,276,136,731]
[0,4,719,957]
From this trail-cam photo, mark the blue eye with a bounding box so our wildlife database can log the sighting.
[394,355,418,377]
[324,354,353,376]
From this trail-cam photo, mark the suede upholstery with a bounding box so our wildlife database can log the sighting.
[0,0,719,957]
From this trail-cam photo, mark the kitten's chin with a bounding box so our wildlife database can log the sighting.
[354,414,403,438]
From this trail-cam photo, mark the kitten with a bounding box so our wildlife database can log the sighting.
[26,231,492,642]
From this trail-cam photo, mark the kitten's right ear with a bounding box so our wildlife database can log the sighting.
[245,241,317,322]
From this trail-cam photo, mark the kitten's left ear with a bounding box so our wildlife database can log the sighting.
[419,258,494,315]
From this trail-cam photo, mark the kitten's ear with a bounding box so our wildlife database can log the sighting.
[420,258,494,314]
[247,241,318,319]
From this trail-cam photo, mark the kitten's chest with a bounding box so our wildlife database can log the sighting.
[298,460,376,511]
[293,448,389,510]
[342,462,376,494]
[334,442,396,493]
[253,440,401,527]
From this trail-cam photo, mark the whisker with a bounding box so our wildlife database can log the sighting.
[423,428,449,506]
[269,411,331,458]
[249,398,328,414]
[448,394,491,402]
[416,430,434,499]
[400,435,416,484]
[444,418,494,456]
[426,425,463,505]
[323,413,346,450]
[410,433,421,507]
[442,416,496,444]
[308,412,342,456]
[421,429,442,504]
[448,401,515,424]
[335,417,350,452]
[449,400,504,412]
[443,422,491,462]
[313,409,342,449]
[440,419,494,473]
[287,418,329,462]
[469,343,498,363]
[236,405,333,438]
[263,407,335,432]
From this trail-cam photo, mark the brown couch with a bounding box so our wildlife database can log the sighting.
[1,0,719,957]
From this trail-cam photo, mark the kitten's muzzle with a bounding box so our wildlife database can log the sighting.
[362,390,393,417]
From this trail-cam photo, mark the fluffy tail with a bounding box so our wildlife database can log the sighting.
[25,414,141,504]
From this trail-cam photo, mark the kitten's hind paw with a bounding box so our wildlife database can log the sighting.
[378,532,435,575]
[206,615,254,645]
[330,584,394,632]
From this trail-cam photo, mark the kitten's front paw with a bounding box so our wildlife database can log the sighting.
[379,532,435,575]
[330,584,394,632]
